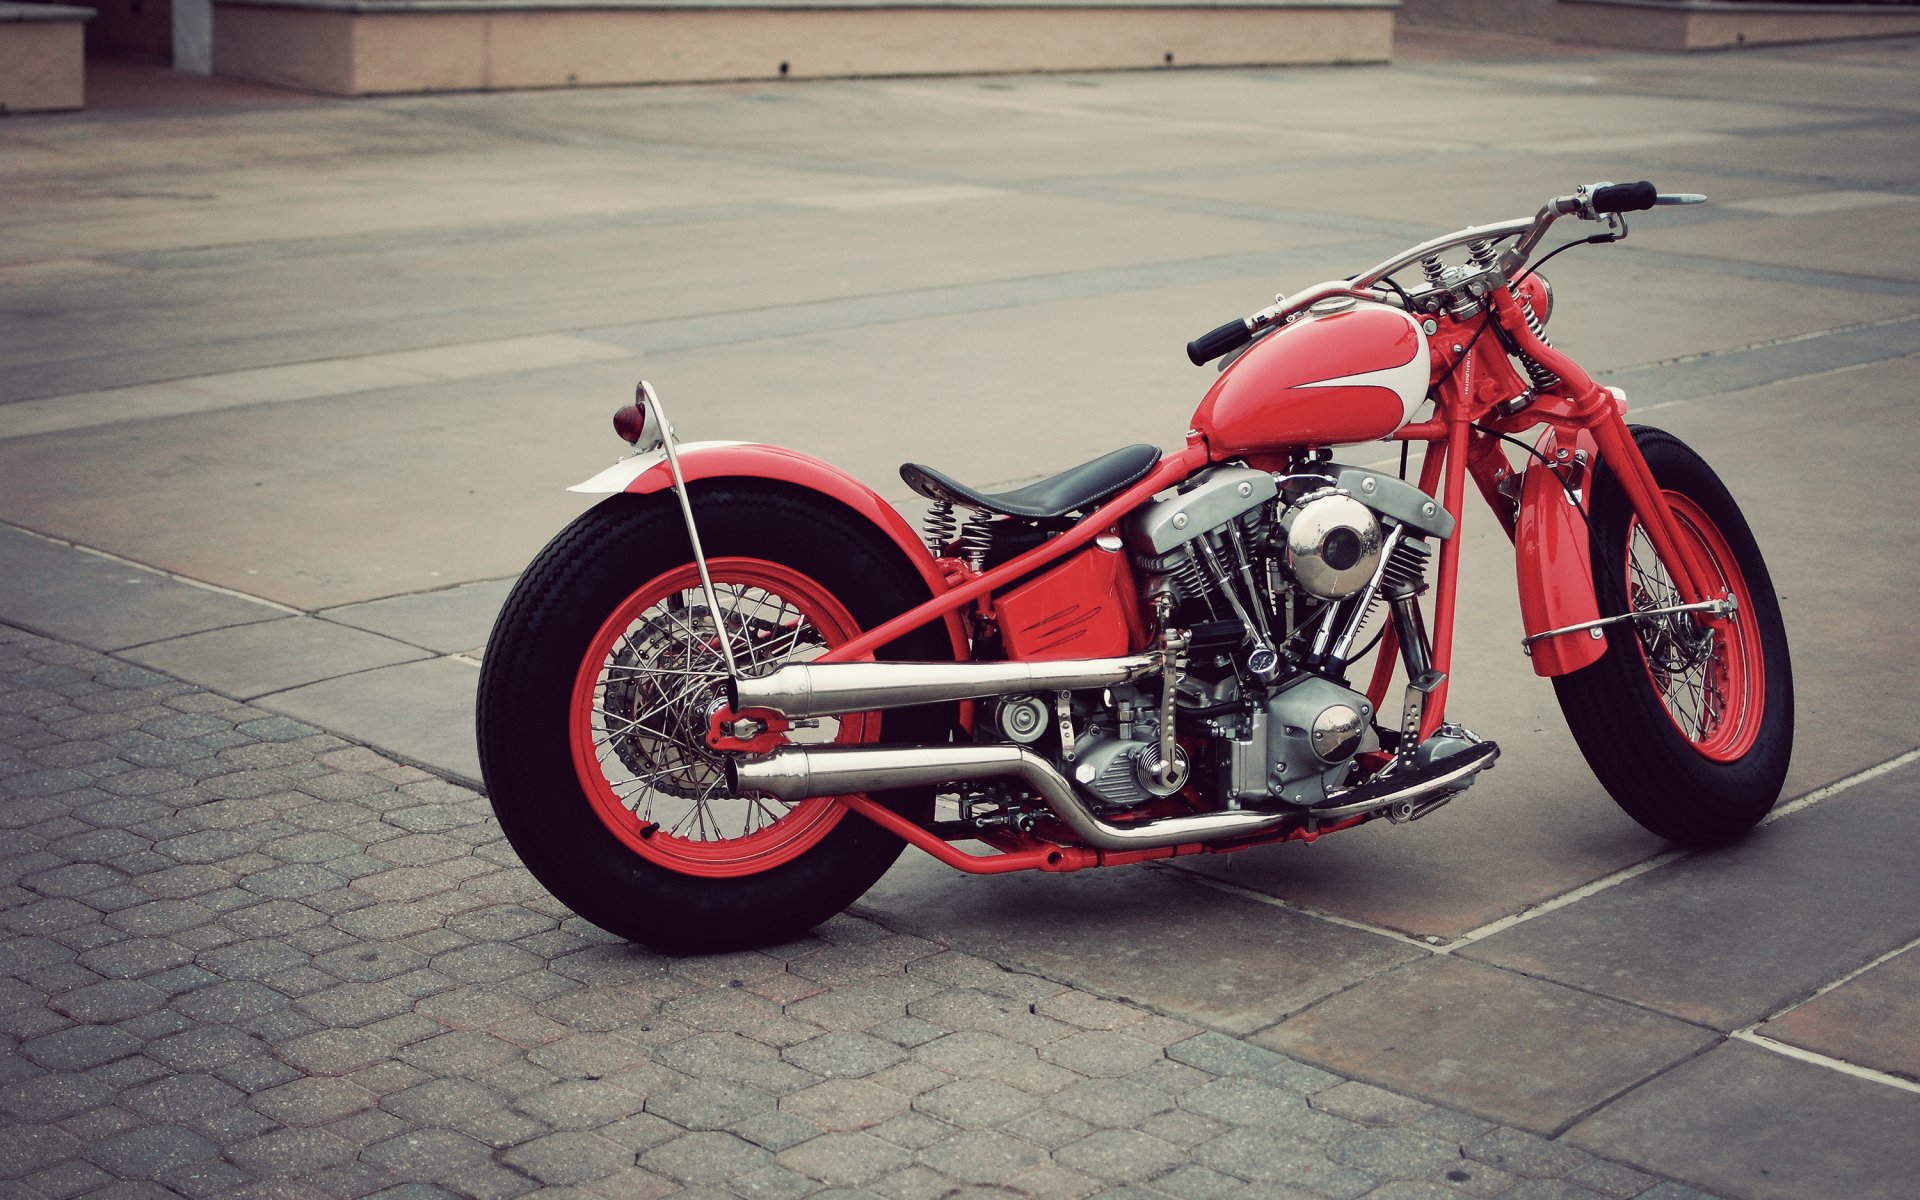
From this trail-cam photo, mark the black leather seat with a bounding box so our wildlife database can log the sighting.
[899,444,1162,520]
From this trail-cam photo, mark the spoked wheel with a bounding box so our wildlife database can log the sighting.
[1554,426,1793,846]
[479,484,953,953]
[573,560,867,878]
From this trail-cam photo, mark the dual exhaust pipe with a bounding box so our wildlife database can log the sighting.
[725,656,1497,851]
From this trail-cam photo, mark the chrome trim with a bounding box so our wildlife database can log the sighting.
[731,743,1291,851]
[1520,595,1737,647]
[732,735,1501,851]
[642,380,738,682]
[730,655,1160,719]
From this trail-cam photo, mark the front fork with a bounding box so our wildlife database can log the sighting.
[1370,289,1728,742]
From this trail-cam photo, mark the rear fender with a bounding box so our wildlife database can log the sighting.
[1515,423,1606,677]
[571,442,966,659]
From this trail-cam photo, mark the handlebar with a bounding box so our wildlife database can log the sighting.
[1185,180,1706,363]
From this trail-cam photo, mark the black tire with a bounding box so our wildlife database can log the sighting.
[476,482,953,953]
[1553,426,1793,846]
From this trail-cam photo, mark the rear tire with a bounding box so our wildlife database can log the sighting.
[1553,426,1793,846]
[477,483,952,953]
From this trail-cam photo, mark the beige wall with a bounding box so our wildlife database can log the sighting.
[213,4,1393,96]
[1399,0,1920,50]
[1,18,86,111]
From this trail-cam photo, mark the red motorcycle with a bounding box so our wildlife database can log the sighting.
[479,182,1792,953]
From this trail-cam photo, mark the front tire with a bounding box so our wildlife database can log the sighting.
[477,483,952,953]
[1553,427,1793,846]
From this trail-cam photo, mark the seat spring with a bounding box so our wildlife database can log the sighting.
[959,512,995,571]
[923,498,959,553]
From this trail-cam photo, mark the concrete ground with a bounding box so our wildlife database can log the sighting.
[3,29,1918,1199]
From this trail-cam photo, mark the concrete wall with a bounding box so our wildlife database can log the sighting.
[1,4,91,111]
[212,1,1395,96]
[1399,0,1920,50]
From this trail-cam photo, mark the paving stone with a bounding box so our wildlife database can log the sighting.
[780,1079,913,1132]
[869,1164,960,1200]
[0,1072,117,1121]
[777,1131,911,1187]
[1191,1126,1378,1197]
[783,1031,909,1080]
[1256,959,1716,1135]
[647,1080,780,1131]
[1152,1162,1271,1200]
[640,1131,775,1187]
[249,1076,377,1126]
[1567,1041,1920,1200]
[363,1128,496,1176]
[22,1024,142,1070]
[729,1162,828,1200]
[86,1125,219,1181]
[223,1127,358,1177]
[906,989,1073,1047]
[512,1078,647,1130]
[1463,1127,1601,1179]
[121,1073,246,1122]
[911,1031,1076,1095]
[1327,1128,1464,1180]
[731,1110,826,1153]
[1166,1033,1337,1094]
[1048,1076,1177,1128]
[1039,1028,1166,1077]
[914,1128,1048,1187]
[911,1078,1042,1129]
[1309,1081,1434,1128]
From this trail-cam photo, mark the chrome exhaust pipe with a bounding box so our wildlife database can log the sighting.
[729,655,1159,720]
[729,742,1287,851]
[729,738,1501,853]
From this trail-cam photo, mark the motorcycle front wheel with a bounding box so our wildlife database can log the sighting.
[477,483,952,953]
[1553,426,1793,846]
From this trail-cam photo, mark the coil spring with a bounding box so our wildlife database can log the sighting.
[1420,254,1447,288]
[1467,239,1499,271]
[1516,294,1561,389]
[959,512,995,571]
[922,498,958,553]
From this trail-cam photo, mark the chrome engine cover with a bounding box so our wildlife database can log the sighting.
[1216,674,1380,807]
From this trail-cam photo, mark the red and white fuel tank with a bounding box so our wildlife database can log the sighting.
[1190,299,1429,455]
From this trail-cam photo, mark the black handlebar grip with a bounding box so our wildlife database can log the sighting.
[1591,181,1658,214]
[1187,318,1254,366]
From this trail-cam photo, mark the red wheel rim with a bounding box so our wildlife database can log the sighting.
[568,558,873,878]
[1625,494,1765,763]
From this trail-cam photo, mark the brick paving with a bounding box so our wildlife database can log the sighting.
[0,622,1719,1200]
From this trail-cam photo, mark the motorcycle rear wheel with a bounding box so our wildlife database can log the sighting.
[1553,426,1793,846]
[477,484,952,953]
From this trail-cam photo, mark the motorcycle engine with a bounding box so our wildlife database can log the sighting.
[1096,460,1454,809]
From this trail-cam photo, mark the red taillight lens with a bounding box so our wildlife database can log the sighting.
[612,403,647,444]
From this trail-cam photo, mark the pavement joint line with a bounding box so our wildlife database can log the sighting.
[1441,851,1690,951]
[1160,866,1442,952]
[1761,745,1920,826]
[1739,932,1920,1034]
[1729,1030,1920,1096]
[1,519,306,615]
[1603,311,1920,373]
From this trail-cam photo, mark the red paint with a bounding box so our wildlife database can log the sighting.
[995,544,1146,660]
[1514,425,1605,677]
[1192,306,1423,454]
[624,442,966,660]
[569,557,865,878]
[1628,492,1767,761]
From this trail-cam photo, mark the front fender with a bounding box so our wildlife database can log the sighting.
[571,442,966,659]
[1515,424,1605,677]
